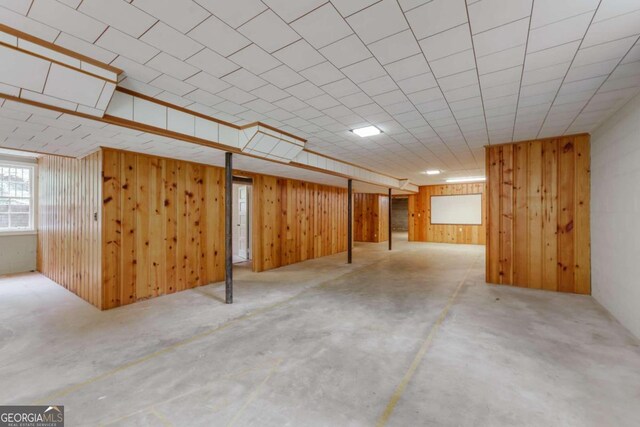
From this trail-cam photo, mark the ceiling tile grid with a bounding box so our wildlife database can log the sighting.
[1,0,640,184]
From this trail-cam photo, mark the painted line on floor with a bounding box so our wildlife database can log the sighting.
[33,262,377,406]
[376,255,480,427]
[226,358,282,427]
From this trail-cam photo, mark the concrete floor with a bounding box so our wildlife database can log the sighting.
[1,233,639,426]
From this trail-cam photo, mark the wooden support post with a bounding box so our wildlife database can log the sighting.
[225,152,233,304]
[388,188,392,251]
[348,179,353,264]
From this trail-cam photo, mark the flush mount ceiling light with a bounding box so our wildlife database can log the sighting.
[445,176,486,183]
[351,126,381,137]
[423,169,440,175]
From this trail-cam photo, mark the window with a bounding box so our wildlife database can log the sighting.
[0,162,35,233]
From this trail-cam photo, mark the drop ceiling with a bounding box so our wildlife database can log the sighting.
[1,0,640,185]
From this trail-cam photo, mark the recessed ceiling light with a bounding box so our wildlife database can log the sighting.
[424,170,440,175]
[445,177,486,183]
[351,126,381,137]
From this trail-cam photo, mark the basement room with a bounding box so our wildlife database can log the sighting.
[1,0,640,425]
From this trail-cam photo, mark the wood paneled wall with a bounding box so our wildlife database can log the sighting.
[408,184,486,244]
[354,193,389,242]
[37,152,102,308]
[252,175,348,272]
[486,134,590,294]
[101,148,225,309]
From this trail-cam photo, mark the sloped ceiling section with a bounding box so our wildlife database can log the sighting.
[0,25,119,116]
[104,90,416,191]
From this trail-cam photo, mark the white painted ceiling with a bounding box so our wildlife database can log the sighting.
[2,0,640,185]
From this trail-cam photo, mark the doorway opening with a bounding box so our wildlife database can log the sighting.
[232,178,252,268]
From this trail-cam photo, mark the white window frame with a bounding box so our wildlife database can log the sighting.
[0,160,36,236]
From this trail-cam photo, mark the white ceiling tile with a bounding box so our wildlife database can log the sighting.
[358,75,399,96]
[320,34,371,68]
[347,0,408,44]
[341,57,386,83]
[477,45,526,75]
[524,41,580,72]
[438,69,478,92]
[331,0,379,18]
[420,24,472,62]
[396,73,438,94]
[196,0,267,28]
[429,49,476,78]
[185,71,231,93]
[286,81,325,100]
[228,44,281,75]
[273,39,325,71]
[407,0,468,40]
[582,9,640,48]
[156,91,195,108]
[473,18,528,57]
[263,0,326,23]
[243,98,277,113]
[119,77,163,97]
[468,0,532,35]
[28,0,106,42]
[300,61,344,86]
[321,78,361,97]
[112,56,162,83]
[291,3,352,49]
[521,62,570,86]
[141,22,203,61]
[251,84,290,102]
[188,15,251,57]
[274,96,308,111]
[149,74,196,96]
[54,33,118,64]
[306,94,341,110]
[0,44,50,92]
[531,0,598,28]
[260,65,306,88]
[96,27,159,63]
[222,68,267,91]
[593,0,640,23]
[79,0,157,38]
[339,91,372,108]
[373,89,408,106]
[479,65,522,88]
[187,48,240,78]
[238,10,300,53]
[565,59,619,83]
[527,13,592,53]
[368,29,421,65]
[132,0,210,33]
[218,86,256,104]
[184,89,224,106]
[384,54,430,81]
[573,36,637,68]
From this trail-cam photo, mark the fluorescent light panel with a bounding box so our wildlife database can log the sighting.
[445,176,486,183]
[424,170,440,175]
[352,125,381,137]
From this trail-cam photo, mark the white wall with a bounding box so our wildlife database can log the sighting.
[591,93,640,339]
[0,233,36,275]
[0,153,37,276]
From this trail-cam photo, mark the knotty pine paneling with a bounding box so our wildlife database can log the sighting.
[354,193,389,243]
[485,134,590,294]
[252,175,348,272]
[408,184,486,245]
[101,148,225,309]
[37,152,102,308]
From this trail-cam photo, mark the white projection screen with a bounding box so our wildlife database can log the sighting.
[430,194,482,225]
